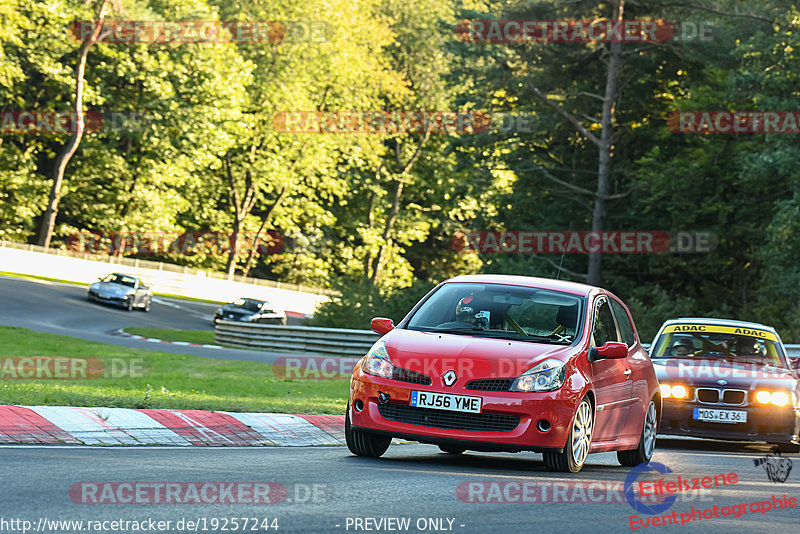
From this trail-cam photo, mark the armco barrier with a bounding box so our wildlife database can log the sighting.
[216,329,800,359]
[215,321,380,356]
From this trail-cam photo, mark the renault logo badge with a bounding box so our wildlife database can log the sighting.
[443,370,457,387]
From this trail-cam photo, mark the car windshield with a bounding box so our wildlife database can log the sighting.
[231,298,265,312]
[406,282,584,344]
[651,328,787,368]
[102,274,136,287]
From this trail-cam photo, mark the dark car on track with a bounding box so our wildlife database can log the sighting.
[213,298,287,325]
[650,318,800,452]
[346,274,661,472]
[87,273,152,312]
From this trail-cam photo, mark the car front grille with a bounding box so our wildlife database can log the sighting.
[723,390,746,405]
[695,387,748,406]
[697,388,719,403]
[392,368,432,385]
[465,379,514,391]
[378,403,519,432]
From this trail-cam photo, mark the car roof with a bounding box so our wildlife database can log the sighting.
[444,274,597,296]
[662,317,779,334]
[108,273,137,279]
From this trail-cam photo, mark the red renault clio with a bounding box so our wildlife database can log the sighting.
[346,274,660,472]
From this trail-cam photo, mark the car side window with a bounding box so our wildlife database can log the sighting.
[610,299,636,347]
[592,298,619,348]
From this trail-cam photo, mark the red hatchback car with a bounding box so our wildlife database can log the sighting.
[346,274,661,472]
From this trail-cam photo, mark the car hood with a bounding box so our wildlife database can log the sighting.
[652,358,799,390]
[93,282,132,293]
[382,328,575,380]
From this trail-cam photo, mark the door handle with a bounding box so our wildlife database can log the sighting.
[623,369,632,377]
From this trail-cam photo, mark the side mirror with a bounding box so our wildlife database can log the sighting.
[789,356,800,370]
[589,341,628,361]
[371,317,394,335]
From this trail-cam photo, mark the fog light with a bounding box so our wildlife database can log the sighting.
[537,420,551,432]
[771,392,789,406]
[660,384,671,398]
[354,399,364,412]
[671,385,688,399]
[756,390,772,404]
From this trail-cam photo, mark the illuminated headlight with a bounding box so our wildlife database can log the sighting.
[362,341,393,379]
[511,358,566,392]
[756,390,790,406]
[661,384,689,399]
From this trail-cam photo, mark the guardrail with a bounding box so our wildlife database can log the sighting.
[215,321,380,356]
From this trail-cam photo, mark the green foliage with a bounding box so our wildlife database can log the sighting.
[3,0,800,340]
[309,279,436,328]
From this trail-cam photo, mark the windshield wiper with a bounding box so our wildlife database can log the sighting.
[426,327,569,344]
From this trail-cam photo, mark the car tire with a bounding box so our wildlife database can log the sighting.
[142,298,151,312]
[125,297,134,311]
[618,399,658,466]
[543,396,593,473]
[345,402,391,458]
[438,445,466,454]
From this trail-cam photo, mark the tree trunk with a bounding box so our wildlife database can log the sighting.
[224,154,257,280]
[370,179,404,285]
[37,0,110,248]
[587,0,624,286]
[241,186,287,278]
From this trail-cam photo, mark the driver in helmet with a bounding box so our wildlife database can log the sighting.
[670,337,695,357]
[455,295,490,329]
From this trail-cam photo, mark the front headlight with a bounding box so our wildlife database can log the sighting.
[661,384,690,399]
[510,358,566,392]
[755,390,790,406]
[362,341,393,379]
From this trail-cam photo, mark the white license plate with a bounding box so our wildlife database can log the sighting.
[693,408,747,423]
[409,391,482,414]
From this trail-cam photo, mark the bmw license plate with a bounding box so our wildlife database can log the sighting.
[409,391,482,413]
[693,408,747,423]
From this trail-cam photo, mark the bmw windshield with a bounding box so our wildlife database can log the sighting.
[651,329,789,369]
[406,282,584,344]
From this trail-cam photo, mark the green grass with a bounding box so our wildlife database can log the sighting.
[0,326,348,414]
[125,327,216,345]
[0,270,84,286]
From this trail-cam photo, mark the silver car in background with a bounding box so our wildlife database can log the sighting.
[87,273,153,312]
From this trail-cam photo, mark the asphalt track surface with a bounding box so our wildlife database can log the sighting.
[0,440,797,534]
[0,275,303,363]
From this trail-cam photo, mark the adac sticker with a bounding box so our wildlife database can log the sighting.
[663,324,778,342]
